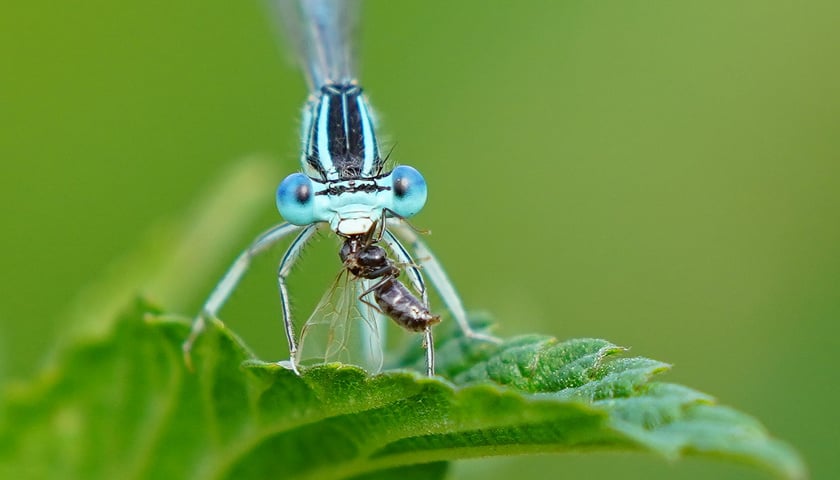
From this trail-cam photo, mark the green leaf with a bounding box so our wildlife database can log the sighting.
[0,302,805,480]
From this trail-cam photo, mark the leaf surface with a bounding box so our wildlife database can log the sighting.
[0,303,805,479]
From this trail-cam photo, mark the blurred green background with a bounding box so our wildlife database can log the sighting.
[1,0,837,478]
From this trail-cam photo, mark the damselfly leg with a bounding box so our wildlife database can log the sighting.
[183,222,304,369]
[385,220,500,344]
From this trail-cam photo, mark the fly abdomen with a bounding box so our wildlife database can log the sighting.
[374,278,440,332]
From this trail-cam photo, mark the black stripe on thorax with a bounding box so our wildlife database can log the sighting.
[324,83,366,179]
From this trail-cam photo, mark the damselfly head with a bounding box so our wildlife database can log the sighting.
[276,165,428,234]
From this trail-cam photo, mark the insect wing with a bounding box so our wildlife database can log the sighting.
[270,0,360,91]
[296,270,385,372]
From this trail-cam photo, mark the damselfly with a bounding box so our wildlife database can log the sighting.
[183,0,494,376]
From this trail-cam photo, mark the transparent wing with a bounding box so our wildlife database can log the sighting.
[296,269,385,372]
[270,0,360,91]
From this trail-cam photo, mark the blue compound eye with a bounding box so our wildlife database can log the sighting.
[276,173,317,225]
[390,165,427,218]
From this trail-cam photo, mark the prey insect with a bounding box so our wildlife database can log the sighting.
[297,228,440,374]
